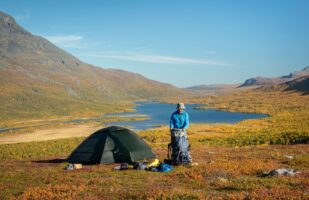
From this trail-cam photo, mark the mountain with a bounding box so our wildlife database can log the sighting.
[281,66,309,79]
[185,84,244,95]
[240,67,309,87]
[255,75,309,95]
[283,75,309,95]
[0,11,186,121]
[186,84,239,91]
[186,67,309,95]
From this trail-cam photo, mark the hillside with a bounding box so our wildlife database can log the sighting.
[240,66,309,87]
[0,12,186,121]
[1,82,309,199]
[185,83,260,95]
[257,75,309,95]
[283,75,309,94]
[186,84,239,91]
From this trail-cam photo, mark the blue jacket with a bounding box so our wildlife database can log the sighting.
[170,111,189,129]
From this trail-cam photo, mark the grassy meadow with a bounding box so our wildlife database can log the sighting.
[0,89,308,199]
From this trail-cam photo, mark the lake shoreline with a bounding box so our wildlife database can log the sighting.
[106,102,269,130]
[0,102,269,134]
[0,124,104,144]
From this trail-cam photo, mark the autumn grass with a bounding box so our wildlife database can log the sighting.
[0,89,308,199]
[0,114,149,137]
[0,137,83,160]
[0,100,137,128]
[186,89,309,148]
[0,143,308,199]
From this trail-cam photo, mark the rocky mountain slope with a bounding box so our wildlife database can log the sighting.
[0,11,186,120]
[284,75,309,95]
[240,67,309,87]
[185,84,243,95]
[259,75,309,95]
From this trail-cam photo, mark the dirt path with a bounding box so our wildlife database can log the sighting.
[0,125,104,144]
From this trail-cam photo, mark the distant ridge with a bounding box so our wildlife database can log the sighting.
[255,75,309,95]
[186,84,239,91]
[185,67,309,95]
[283,75,309,95]
[240,66,309,87]
[0,11,186,120]
[185,84,246,95]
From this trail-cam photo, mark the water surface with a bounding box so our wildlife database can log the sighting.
[0,102,268,133]
[106,102,268,130]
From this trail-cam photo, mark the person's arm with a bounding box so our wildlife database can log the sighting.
[183,113,189,129]
[170,114,174,129]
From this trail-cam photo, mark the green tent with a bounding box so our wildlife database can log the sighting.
[67,126,156,164]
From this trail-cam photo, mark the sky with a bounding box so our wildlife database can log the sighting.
[1,0,309,87]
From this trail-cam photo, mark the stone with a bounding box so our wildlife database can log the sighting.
[268,168,299,176]
[284,155,294,159]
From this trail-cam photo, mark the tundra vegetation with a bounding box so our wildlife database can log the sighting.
[0,89,308,199]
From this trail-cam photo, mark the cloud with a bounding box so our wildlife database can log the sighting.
[207,51,217,55]
[44,35,83,43]
[43,35,85,48]
[14,10,31,21]
[85,52,229,66]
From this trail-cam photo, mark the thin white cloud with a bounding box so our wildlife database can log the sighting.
[207,51,217,55]
[44,35,82,44]
[43,35,85,48]
[14,10,31,21]
[85,52,229,66]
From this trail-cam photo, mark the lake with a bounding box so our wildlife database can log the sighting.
[0,102,268,133]
[106,102,268,130]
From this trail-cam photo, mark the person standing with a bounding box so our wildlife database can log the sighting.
[169,102,192,164]
[170,102,189,131]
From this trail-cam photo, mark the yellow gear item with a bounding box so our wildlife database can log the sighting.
[146,158,160,168]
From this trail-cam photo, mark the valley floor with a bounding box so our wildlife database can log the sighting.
[0,89,308,199]
[0,143,308,199]
[0,124,103,144]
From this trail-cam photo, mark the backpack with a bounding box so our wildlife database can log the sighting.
[167,129,192,165]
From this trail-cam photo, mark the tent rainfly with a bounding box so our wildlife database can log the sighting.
[67,126,156,164]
